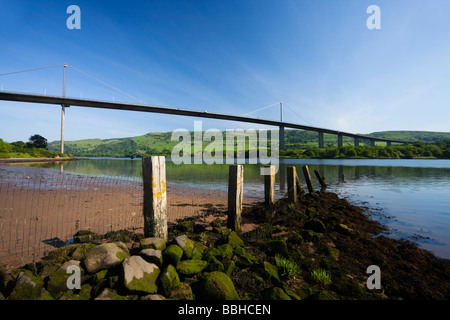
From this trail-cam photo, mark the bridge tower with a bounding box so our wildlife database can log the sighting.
[60,64,67,154]
[279,102,285,151]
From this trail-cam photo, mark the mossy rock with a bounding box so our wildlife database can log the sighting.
[287,234,304,246]
[306,207,317,219]
[175,235,200,260]
[176,260,208,277]
[307,290,338,300]
[8,270,53,300]
[140,237,166,251]
[263,286,292,300]
[94,288,128,300]
[46,260,84,299]
[301,230,323,242]
[335,223,354,236]
[73,230,102,243]
[71,243,98,261]
[122,256,160,294]
[233,246,258,267]
[163,244,184,266]
[227,231,244,248]
[265,240,288,256]
[198,271,239,300]
[59,283,92,300]
[204,244,234,262]
[83,242,130,273]
[47,244,81,262]
[255,262,281,285]
[207,256,224,272]
[327,246,340,260]
[139,248,163,267]
[159,264,180,296]
[168,282,194,300]
[304,219,326,233]
[176,218,195,233]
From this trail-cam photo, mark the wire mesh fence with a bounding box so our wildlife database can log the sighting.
[0,164,232,268]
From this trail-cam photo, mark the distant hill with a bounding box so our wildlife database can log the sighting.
[47,130,450,157]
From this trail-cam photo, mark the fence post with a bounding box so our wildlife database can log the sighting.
[142,156,168,241]
[264,165,276,205]
[314,169,327,189]
[228,165,244,232]
[302,165,315,194]
[287,166,298,203]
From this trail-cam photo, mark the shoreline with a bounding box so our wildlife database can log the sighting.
[0,157,81,164]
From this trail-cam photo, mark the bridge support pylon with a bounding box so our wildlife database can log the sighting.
[337,134,343,148]
[279,126,285,151]
[354,137,359,147]
[318,132,324,149]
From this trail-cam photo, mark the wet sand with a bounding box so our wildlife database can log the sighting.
[0,164,259,268]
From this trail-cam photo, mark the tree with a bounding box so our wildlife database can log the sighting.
[29,134,48,149]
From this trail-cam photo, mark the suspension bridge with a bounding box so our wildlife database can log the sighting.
[0,64,408,153]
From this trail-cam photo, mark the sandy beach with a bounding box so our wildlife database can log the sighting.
[0,164,259,268]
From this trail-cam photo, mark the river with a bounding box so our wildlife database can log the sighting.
[17,157,450,259]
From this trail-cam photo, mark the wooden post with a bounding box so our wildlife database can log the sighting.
[264,165,276,205]
[302,165,315,194]
[142,156,168,241]
[314,169,327,188]
[287,166,297,203]
[296,174,304,196]
[228,165,244,232]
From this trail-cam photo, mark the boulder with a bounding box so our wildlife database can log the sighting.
[175,235,201,259]
[139,248,163,267]
[8,270,53,300]
[198,271,239,300]
[255,262,281,285]
[140,237,166,251]
[159,264,180,296]
[227,231,244,248]
[304,219,326,233]
[94,288,128,300]
[168,282,194,300]
[265,240,288,256]
[263,286,292,300]
[46,260,83,299]
[83,242,130,273]
[122,256,160,294]
[163,244,184,266]
[141,294,165,300]
[176,260,208,277]
[73,230,102,243]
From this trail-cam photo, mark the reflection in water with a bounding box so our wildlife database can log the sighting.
[14,158,450,259]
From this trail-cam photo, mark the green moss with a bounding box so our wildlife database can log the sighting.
[160,264,180,296]
[263,286,292,300]
[227,231,244,248]
[265,240,288,256]
[126,269,160,294]
[163,244,184,266]
[255,262,281,285]
[198,271,239,300]
[176,260,208,277]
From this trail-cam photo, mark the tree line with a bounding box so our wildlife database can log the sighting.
[0,134,67,159]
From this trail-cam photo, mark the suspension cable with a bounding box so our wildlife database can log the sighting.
[0,64,65,77]
[240,102,280,117]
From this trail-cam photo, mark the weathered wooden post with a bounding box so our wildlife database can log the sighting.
[228,165,244,232]
[314,169,327,189]
[287,166,298,203]
[264,165,276,205]
[142,156,168,241]
[302,165,315,194]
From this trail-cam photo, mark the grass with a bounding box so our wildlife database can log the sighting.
[311,268,332,285]
[274,254,301,280]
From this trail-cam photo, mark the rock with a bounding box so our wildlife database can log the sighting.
[8,270,53,300]
[159,264,180,296]
[306,207,317,219]
[141,294,165,300]
[47,244,80,262]
[265,240,288,256]
[255,262,281,285]
[227,231,244,248]
[301,230,323,242]
[307,290,338,300]
[139,248,163,267]
[233,246,257,267]
[73,230,101,243]
[175,235,200,259]
[59,283,92,300]
[207,256,224,272]
[176,218,195,232]
[287,234,304,246]
[335,223,354,236]
[46,260,83,299]
[163,244,184,266]
[327,246,340,260]
[176,260,208,277]
[83,242,130,273]
[94,288,128,300]
[140,237,166,251]
[122,256,160,294]
[304,219,326,233]
[204,244,234,261]
[168,282,194,300]
[198,271,239,300]
[71,243,97,260]
[263,286,292,300]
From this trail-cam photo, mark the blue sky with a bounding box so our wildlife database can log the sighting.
[0,0,449,143]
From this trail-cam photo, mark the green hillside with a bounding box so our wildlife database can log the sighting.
[47,130,450,158]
